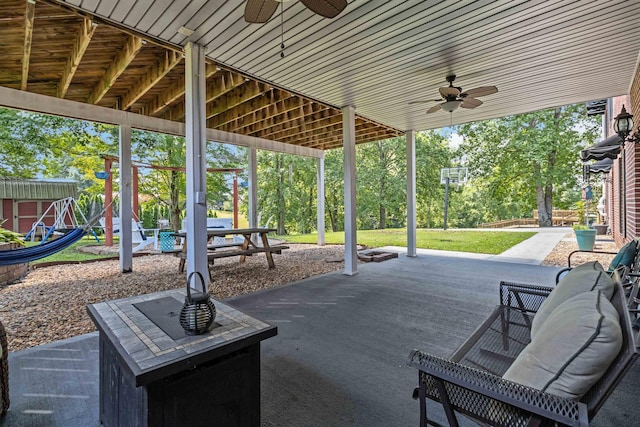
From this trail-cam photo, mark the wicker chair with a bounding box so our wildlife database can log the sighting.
[0,318,8,416]
[408,280,638,427]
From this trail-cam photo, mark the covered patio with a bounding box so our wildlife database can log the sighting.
[7,252,639,426]
[3,1,640,426]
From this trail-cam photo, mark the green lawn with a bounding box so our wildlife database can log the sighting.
[27,236,114,265]
[278,229,536,255]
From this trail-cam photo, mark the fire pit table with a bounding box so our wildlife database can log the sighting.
[87,289,277,427]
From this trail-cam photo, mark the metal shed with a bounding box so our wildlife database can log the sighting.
[0,179,78,233]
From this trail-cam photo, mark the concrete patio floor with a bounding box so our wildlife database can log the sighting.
[3,249,639,426]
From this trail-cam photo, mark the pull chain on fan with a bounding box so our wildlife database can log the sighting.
[280,1,285,58]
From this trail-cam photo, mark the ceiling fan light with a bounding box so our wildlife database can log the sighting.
[441,100,462,113]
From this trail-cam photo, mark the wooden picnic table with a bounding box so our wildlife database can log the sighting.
[171,228,288,275]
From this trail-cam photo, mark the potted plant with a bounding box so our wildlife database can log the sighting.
[573,224,596,251]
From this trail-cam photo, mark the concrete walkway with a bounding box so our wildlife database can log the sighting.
[489,226,570,264]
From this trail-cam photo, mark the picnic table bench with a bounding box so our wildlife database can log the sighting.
[408,262,638,427]
[169,228,288,277]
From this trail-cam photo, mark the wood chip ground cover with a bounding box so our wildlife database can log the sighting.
[0,244,347,351]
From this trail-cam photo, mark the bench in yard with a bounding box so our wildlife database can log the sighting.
[173,245,289,276]
[408,261,638,427]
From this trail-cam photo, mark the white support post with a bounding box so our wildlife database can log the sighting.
[317,156,325,246]
[185,42,208,292]
[119,125,133,272]
[406,130,417,257]
[342,105,358,275]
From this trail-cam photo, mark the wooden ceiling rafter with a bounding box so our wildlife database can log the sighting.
[210,93,301,129]
[161,69,250,121]
[227,101,323,134]
[319,131,400,150]
[273,116,373,143]
[87,35,143,105]
[120,49,182,111]
[21,0,36,91]
[5,0,403,151]
[141,63,218,117]
[58,17,96,99]
[207,90,291,129]
[254,110,344,140]
[295,124,393,147]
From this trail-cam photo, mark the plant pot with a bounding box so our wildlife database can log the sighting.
[575,229,597,251]
[592,224,608,235]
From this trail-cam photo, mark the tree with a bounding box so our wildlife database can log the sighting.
[458,104,600,226]
[356,138,406,229]
[415,131,456,228]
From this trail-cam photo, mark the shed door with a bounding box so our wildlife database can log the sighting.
[15,200,38,233]
[13,200,53,234]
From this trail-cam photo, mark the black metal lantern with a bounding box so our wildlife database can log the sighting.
[180,272,216,335]
[614,105,635,140]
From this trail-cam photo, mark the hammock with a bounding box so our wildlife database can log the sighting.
[0,228,87,266]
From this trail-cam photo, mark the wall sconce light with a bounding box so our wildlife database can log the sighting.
[613,105,640,143]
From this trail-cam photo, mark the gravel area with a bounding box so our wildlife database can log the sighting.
[541,233,618,268]
[0,244,348,352]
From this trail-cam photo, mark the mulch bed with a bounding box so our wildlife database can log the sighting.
[0,244,347,352]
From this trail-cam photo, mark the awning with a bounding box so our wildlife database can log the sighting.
[587,157,613,174]
[580,135,622,161]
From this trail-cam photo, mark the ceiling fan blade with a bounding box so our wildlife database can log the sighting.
[426,104,442,114]
[461,86,498,98]
[409,99,442,104]
[301,0,347,18]
[461,98,483,109]
[439,86,460,98]
[244,0,278,23]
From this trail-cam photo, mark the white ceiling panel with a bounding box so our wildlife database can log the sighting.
[58,0,640,132]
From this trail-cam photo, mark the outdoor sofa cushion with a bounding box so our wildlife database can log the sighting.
[503,290,622,400]
[531,261,614,337]
[608,240,637,272]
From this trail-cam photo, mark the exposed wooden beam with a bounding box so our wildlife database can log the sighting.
[206,81,271,120]
[87,35,143,105]
[225,101,325,134]
[58,18,96,99]
[161,70,248,121]
[254,110,345,140]
[321,131,396,150]
[207,92,296,129]
[21,0,36,91]
[267,118,365,144]
[288,122,381,146]
[224,99,310,134]
[141,63,218,117]
[0,85,323,158]
[120,50,181,110]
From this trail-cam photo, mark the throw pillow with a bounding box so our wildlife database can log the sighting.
[608,240,637,272]
[531,261,613,337]
[503,290,622,400]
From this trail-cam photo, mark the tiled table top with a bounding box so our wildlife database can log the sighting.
[87,289,276,385]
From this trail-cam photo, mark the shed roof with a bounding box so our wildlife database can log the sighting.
[0,179,78,200]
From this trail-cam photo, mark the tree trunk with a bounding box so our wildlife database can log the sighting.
[169,170,181,232]
[327,194,338,232]
[276,155,286,235]
[536,183,553,227]
[379,204,386,229]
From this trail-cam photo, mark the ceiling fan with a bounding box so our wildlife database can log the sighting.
[244,0,347,23]
[410,75,498,114]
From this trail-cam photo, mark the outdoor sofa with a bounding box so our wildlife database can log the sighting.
[408,261,638,426]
